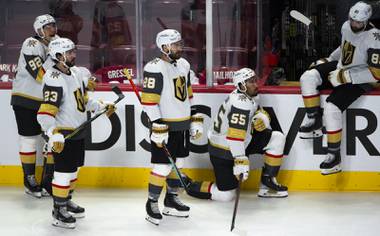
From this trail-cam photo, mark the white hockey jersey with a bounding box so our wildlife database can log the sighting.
[37,66,99,139]
[11,36,55,110]
[336,21,380,84]
[141,57,193,131]
[208,90,259,160]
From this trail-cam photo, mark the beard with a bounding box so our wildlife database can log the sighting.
[169,51,182,60]
[65,60,75,67]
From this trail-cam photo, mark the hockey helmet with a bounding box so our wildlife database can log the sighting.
[233,68,257,92]
[349,1,372,22]
[156,29,182,53]
[49,38,76,61]
[33,14,56,37]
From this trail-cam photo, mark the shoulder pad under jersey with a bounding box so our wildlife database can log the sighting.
[21,37,45,56]
[229,91,256,111]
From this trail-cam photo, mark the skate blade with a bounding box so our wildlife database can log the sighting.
[299,129,323,139]
[145,215,160,226]
[321,166,342,175]
[25,188,42,198]
[162,207,189,218]
[257,189,288,198]
[69,212,85,218]
[52,219,76,229]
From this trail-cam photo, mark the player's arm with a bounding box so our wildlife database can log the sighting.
[37,77,63,132]
[328,48,380,86]
[226,102,250,157]
[22,39,51,83]
[328,47,341,61]
[141,69,163,122]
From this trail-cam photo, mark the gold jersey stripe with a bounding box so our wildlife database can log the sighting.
[264,154,283,166]
[36,67,45,83]
[227,127,246,140]
[11,92,42,102]
[149,172,166,187]
[369,67,380,80]
[161,116,191,122]
[209,141,230,151]
[141,92,161,104]
[39,103,59,117]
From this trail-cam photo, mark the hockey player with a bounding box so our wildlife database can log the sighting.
[187,68,288,201]
[37,37,115,229]
[142,29,204,225]
[11,14,58,198]
[299,1,380,175]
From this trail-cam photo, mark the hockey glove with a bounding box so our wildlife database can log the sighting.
[252,108,271,132]
[190,113,204,140]
[233,156,250,181]
[309,58,329,69]
[151,122,169,148]
[47,127,64,153]
[328,68,352,87]
[96,100,116,117]
[87,76,97,91]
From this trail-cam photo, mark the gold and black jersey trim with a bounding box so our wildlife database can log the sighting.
[161,117,191,131]
[141,71,163,105]
[208,141,233,160]
[11,93,42,110]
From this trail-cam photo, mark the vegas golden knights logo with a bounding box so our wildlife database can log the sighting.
[342,40,355,66]
[173,76,187,102]
[74,89,86,112]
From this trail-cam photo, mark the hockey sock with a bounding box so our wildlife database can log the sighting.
[262,163,281,177]
[325,102,342,155]
[187,181,212,199]
[263,152,283,175]
[148,171,166,201]
[19,136,39,177]
[52,172,71,204]
[41,152,54,190]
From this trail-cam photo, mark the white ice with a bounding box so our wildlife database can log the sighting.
[0,187,379,236]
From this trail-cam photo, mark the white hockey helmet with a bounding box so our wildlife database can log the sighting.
[349,1,372,22]
[233,68,256,92]
[156,29,182,53]
[33,14,56,37]
[49,38,75,61]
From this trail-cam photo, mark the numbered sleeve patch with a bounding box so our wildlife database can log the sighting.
[39,85,63,117]
[226,106,250,141]
[24,54,44,81]
[141,71,163,105]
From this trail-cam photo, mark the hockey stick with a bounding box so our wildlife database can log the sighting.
[290,10,314,53]
[65,85,125,140]
[123,68,190,192]
[230,174,243,232]
[156,17,168,29]
[290,10,312,26]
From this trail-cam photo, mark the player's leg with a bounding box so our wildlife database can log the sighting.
[299,62,337,138]
[66,139,85,218]
[321,84,369,175]
[163,131,190,218]
[51,140,79,229]
[13,105,42,198]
